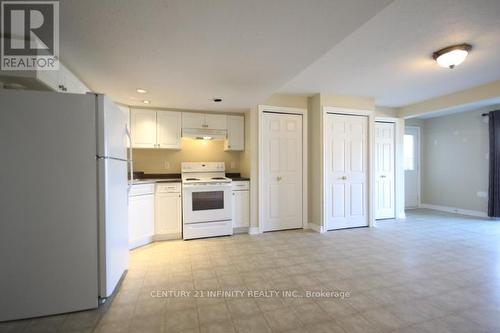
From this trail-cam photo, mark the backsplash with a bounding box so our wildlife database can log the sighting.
[133,138,242,174]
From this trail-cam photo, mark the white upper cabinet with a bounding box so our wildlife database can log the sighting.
[225,115,244,151]
[157,111,182,149]
[205,114,227,130]
[131,109,157,148]
[182,113,227,130]
[182,113,205,129]
[131,109,182,149]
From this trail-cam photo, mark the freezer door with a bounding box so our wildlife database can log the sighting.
[0,89,98,321]
[96,94,128,160]
[98,158,129,298]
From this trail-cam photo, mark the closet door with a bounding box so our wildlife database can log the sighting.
[262,112,303,232]
[375,122,395,219]
[325,114,368,230]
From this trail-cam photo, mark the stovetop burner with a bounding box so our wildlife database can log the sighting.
[211,177,226,180]
[185,178,200,181]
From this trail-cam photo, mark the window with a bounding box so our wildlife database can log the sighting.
[404,134,415,171]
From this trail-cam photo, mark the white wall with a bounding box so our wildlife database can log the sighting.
[419,108,490,213]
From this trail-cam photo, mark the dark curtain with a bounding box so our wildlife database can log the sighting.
[488,110,500,217]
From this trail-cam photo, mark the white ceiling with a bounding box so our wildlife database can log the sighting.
[280,0,500,108]
[59,0,393,111]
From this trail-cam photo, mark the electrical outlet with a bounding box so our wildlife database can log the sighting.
[477,191,488,198]
[231,161,236,169]
[164,161,170,170]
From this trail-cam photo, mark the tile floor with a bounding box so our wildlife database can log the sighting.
[2,209,500,333]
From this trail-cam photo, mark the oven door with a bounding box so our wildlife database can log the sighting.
[183,183,232,224]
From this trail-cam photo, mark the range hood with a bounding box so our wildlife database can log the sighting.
[182,128,227,140]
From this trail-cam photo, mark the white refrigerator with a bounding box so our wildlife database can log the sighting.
[0,89,130,321]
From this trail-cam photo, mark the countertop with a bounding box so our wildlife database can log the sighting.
[130,172,249,185]
[129,178,181,185]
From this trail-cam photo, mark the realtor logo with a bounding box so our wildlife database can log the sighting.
[1,0,59,70]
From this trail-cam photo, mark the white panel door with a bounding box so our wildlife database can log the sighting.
[131,109,157,148]
[405,126,420,208]
[128,194,154,249]
[375,122,395,219]
[155,193,182,235]
[232,190,250,228]
[225,115,244,151]
[325,114,368,230]
[205,114,227,130]
[157,111,182,149]
[262,113,303,232]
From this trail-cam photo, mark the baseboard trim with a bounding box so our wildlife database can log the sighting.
[233,227,249,234]
[153,233,182,241]
[419,204,488,218]
[248,227,260,235]
[129,236,154,250]
[307,223,326,233]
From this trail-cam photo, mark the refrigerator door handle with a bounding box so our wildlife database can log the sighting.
[125,127,133,206]
[125,127,133,180]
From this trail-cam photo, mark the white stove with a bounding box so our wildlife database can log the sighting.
[181,162,233,240]
[182,176,232,184]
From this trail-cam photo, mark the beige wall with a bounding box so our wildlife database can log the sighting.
[375,106,397,117]
[420,108,489,213]
[307,94,322,227]
[133,139,242,174]
[321,94,375,110]
[264,93,309,109]
[240,110,251,178]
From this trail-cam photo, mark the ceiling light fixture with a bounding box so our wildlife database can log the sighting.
[213,98,222,102]
[142,100,151,104]
[432,43,472,69]
[136,88,147,93]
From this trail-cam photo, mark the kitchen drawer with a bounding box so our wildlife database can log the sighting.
[156,183,181,193]
[231,181,249,191]
[129,183,155,196]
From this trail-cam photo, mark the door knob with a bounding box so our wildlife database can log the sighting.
[277,176,282,181]
[380,175,386,178]
[341,176,347,180]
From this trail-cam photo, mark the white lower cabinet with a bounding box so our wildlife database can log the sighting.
[155,183,182,240]
[232,181,250,230]
[128,184,155,249]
